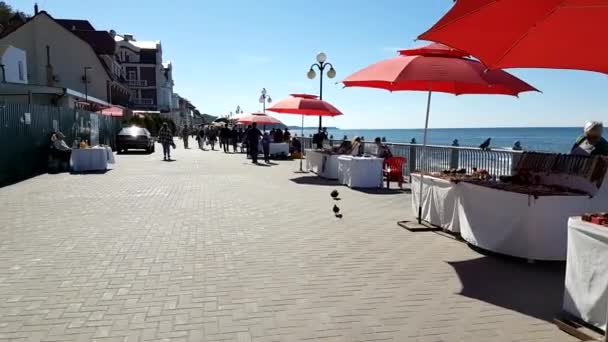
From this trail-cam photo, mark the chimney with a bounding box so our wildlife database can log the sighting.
[34,3,38,15]
[123,34,134,41]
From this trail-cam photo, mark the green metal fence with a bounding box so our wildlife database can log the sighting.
[0,104,122,187]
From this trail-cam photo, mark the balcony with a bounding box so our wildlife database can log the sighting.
[133,98,154,105]
[127,79,148,87]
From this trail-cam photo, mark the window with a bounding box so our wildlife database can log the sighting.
[17,61,24,81]
[128,71,136,80]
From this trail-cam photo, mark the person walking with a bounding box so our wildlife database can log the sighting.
[208,126,217,150]
[231,126,239,153]
[158,122,175,161]
[181,125,190,149]
[262,132,271,163]
[197,125,206,149]
[246,123,263,163]
[220,125,231,153]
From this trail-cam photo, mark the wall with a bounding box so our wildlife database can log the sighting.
[0,103,122,186]
[0,13,111,101]
[0,46,28,84]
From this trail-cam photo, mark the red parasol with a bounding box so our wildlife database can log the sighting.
[96,105,125,117]
[267,94,343,171]
[343,43,538,224]
[266,93,343,117]
[235,113,284,126]
[418,0,608,74]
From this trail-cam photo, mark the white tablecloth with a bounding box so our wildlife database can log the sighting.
[306,149,341,179]
[269,143,289,156]
[458,182,593,261]
[337,156,384,188]
[411,174,461,233]
[71,146,114,172]
[563,217,608,331]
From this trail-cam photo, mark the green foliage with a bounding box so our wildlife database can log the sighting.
[0,2,28,31]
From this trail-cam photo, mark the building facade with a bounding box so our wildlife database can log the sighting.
[114,34,175,113]
[0,11,131,109]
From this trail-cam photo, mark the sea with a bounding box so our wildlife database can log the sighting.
[294,127,582,154]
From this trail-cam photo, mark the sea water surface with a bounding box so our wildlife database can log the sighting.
[295,127,581,153]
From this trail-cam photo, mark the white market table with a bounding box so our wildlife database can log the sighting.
[306,149,341,179]
[71,146,115,172]
[269,143,289,156]
[563,217,608,331]
[411,173,461,233]
[457,182,593,261]
[337,156,384,188]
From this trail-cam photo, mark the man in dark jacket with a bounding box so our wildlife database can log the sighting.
[246,123,263,163]
[158,123,174,161]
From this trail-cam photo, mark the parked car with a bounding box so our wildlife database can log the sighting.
[116,126,155,153]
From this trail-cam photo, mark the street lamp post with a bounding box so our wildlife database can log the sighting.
[83,66,92,106]
[307,52,336,131]
[259,88,272,113]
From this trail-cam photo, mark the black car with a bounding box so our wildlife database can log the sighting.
[116,126,155,153]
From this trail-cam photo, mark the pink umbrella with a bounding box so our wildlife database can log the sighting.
[267,94,343,171]
[236,113,283,126]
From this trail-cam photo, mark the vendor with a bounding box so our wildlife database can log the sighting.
[51,132,71,162]
[374,137,392,158]
[351,136,363,156]
[571,121,608,156]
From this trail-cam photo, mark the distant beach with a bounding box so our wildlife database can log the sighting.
[293,127,580,154]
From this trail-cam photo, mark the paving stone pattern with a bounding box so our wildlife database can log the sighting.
[0,146,575,341]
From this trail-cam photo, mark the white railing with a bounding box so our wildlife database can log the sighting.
[127,79,148,87]
[299,137,522,177]
[133,98,154,105]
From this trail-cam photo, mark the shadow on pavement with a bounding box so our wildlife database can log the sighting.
[290,176,339,186]
[70,169,112,175]
[448,255,565,322]
[352,188,408,195]
[118,150,152,155]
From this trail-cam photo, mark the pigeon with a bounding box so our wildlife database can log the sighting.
[330,189,339,200]
[479,138,491,150]
[333,204,341,217]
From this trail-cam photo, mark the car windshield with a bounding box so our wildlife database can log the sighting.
[119,127,146,136]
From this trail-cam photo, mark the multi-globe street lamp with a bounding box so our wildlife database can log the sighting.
[259,88,272,113]
[307,52,336,130]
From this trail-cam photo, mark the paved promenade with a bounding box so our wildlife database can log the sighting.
[0,146,574,341]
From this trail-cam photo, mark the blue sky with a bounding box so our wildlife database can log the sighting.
[16,0,608,129]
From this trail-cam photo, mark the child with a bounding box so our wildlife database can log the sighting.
[262,132,271,163]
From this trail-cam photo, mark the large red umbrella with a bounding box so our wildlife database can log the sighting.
[235,113,284,126]
[266,94,343,170]
[418,0,608,74]
[343,43,538,224]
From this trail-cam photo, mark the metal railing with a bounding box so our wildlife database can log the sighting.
[133,98,154,105]
[299,137,521,177]
[127,79,148,87]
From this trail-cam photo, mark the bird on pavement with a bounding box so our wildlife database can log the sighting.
[330,189,339,200]
[333,204,342,218]
[479,138,492,150]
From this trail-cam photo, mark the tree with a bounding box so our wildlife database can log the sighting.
[0,2,28,34]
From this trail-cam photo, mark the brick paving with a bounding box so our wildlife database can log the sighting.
[0,145,575,341]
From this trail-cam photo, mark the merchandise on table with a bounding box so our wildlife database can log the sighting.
[581,213,608,227]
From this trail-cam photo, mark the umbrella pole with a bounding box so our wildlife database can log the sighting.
[418,90,432,224]
[300,114,304,171]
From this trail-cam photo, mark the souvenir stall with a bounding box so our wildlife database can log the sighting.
[411,153,608,261]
